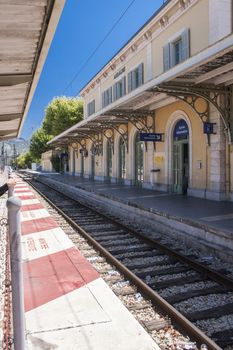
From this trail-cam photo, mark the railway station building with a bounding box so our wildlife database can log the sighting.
[48,0,233,202]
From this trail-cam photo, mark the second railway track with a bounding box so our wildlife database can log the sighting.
[22,175,233,350]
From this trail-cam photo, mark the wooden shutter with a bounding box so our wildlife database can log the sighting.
[122,76,126,96]
[138,63,144,86]
[113,83,117,101]
[128,71,132,93]
[163,43,170,71]
[132,70,136,90]
[109,87,112,104]
[169,42,175,68]
[181,28,190,61]
[102,92,105,108]
[116,82,120,99]
[92,100,95,114]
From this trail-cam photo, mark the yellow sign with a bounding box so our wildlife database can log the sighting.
[154,156,164,164]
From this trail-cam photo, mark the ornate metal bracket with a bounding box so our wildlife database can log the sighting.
[111,123,129,152]
[105,109,154,134]
[94,121,129,152]
[149,83,232,143]
[70,142,80,158]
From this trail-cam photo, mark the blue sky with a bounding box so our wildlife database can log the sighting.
[21,0,164,140]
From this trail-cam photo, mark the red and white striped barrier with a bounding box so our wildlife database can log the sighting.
[14,178,160,350]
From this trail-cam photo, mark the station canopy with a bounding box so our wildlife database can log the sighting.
[0,0,65,140]
[49,33,233,148]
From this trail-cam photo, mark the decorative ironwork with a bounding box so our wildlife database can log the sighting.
[103,109,154,135]
[149,83,232,142]
[0,217,13,349]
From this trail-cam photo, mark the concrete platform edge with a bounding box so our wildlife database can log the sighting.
[37,175,233,263]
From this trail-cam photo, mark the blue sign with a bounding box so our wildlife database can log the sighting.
[139,133,163,142]
[173,120,189,139]
[61,151,68,158]
[203,122,216,134]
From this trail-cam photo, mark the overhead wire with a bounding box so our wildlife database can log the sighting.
[62,0,137,95]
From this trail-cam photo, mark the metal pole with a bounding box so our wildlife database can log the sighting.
[8,185,14,197]
[6,196,25,350]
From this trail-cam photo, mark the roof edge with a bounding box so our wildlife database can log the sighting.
[18,0,66,137]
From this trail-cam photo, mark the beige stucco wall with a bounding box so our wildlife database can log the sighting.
[67,96,233,200]
[83,0,210,118]
[151,0,209,77]
[84,47,148,118]
[41,150,54,172]
[69,100,209,191]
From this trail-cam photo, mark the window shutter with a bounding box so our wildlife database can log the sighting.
[92,100,95,114]
[116,82,120,99]
[102,92,105,108]
[109,87,112,104]
[132,70,136,90]
[138,63,144,86]
[122,76,126,96]
[113,83,117,101]
[169,42,175,68]
[128,71,132,93]
[181,28,190,61]
[163,43,170,71]
[106,91,108,106]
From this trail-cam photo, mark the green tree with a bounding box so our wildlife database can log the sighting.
[42,97,83,137]
[16,152,33,169]
[30,128,52,161]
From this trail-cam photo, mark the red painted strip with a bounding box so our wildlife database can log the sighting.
[17,195,36,200]
[24,246,99,311]
[21,203,44,212]
[21,217,58,235]
[14,189,31,193]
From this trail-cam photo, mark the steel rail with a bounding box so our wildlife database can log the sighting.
[33,176,233,291]
[25,178,223,350]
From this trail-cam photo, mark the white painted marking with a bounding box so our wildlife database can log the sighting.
[26,278,160,350]
[21,209,50,222]
[201,213,233,222]
[15,187,29,192]
[21,198,40,205]
[22,227,74,261]
[17,192,34,197]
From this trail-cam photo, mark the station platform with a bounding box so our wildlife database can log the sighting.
[13,177,160,350]
[30,172,233,262]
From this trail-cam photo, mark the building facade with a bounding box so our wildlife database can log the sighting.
[49,0,233,201]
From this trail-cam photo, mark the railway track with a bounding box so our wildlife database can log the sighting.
[22,175,233,350]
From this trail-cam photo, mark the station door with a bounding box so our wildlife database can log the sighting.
[119,139,126,183]
[173,119,189,194]
[91,153,95,179]
[80,153,84,178]
[106,141,113,181]
[135,133,144,187]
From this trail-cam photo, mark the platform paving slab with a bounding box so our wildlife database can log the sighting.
[13,177,160,350]
[39,173,233,234]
